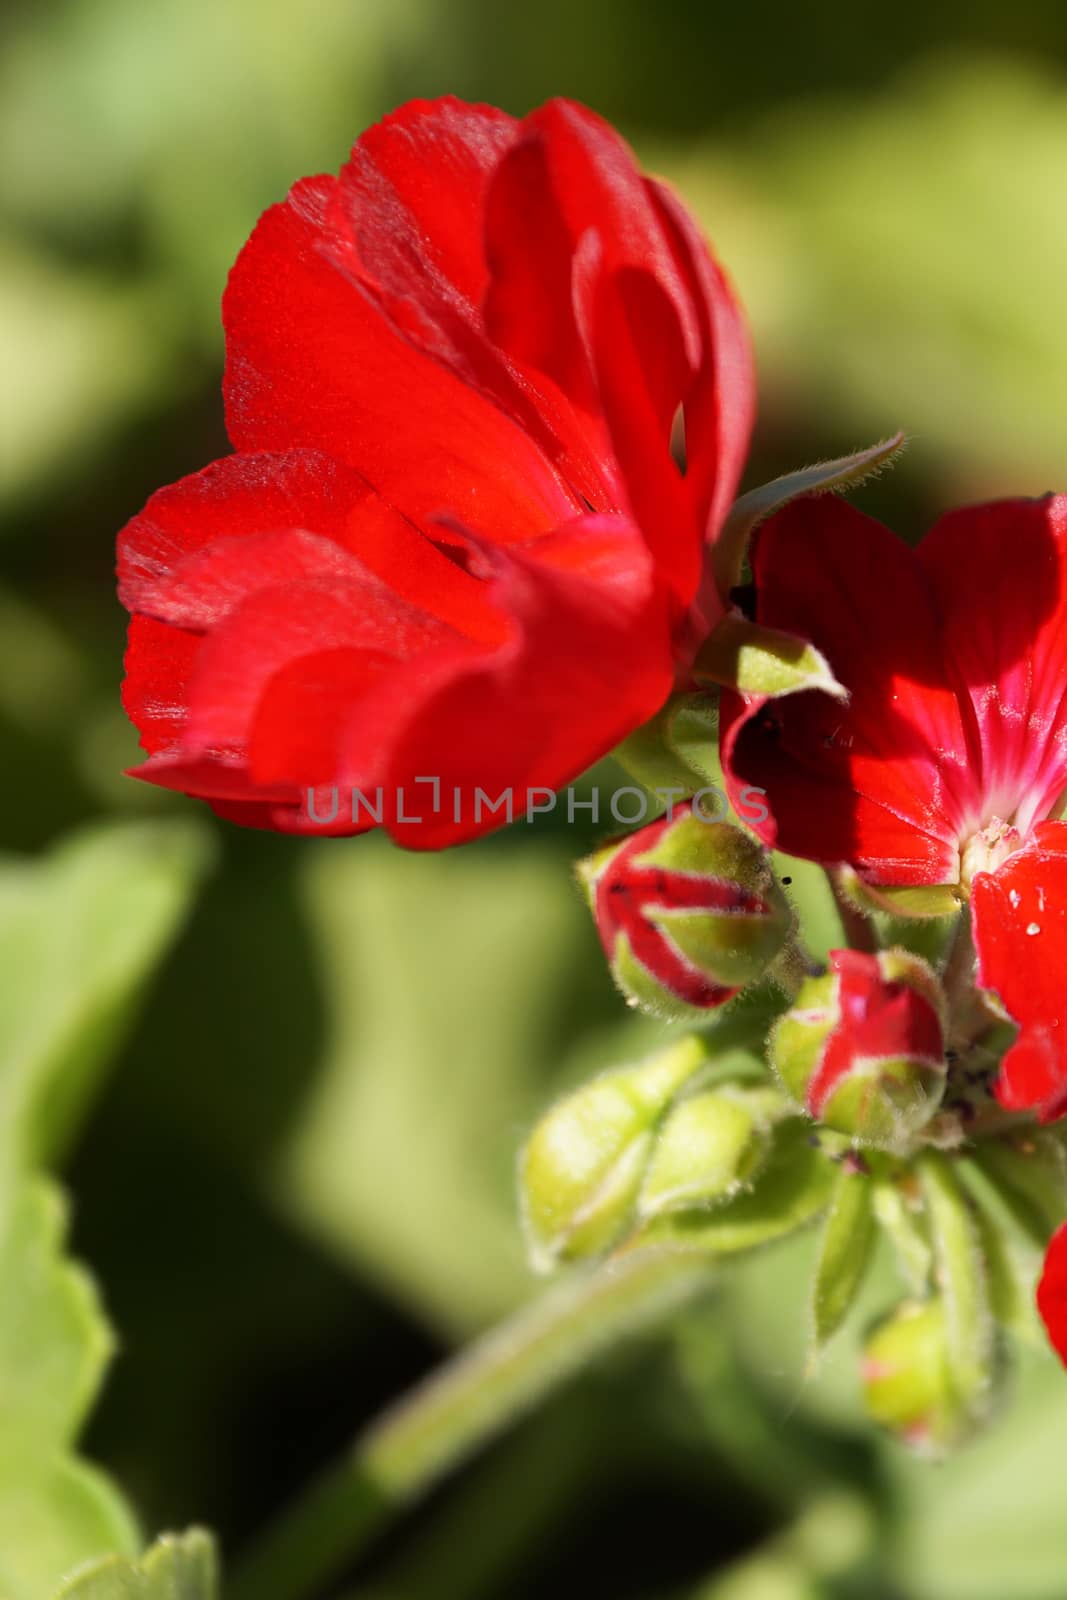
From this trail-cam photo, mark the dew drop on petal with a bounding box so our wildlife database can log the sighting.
[1009,889,1022,908]
[1027,922,1041,936]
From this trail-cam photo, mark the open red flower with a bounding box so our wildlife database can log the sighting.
[118,97,754,845]
[720,494,1067,1119]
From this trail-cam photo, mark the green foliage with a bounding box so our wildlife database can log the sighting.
[0,824,211,1594]
[51,1531,217,1600]
[0,821,212,1176]
[0,1180,138,1600]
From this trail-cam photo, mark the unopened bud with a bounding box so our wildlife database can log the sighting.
[862,1299,971,1454]
[770,949,946,1149]
[519,1037,708,1270]
[578,807,791,1019]
[639,1086,776,1220]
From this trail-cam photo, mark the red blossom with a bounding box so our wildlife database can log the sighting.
[720,494,1067,1118]
[1038,1221,1067,1367]
[118,97,754,845]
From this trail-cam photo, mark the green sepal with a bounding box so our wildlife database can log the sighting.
[612,691,719,797]
[693,615,847,701]
[52,1529,218,1599]
[811,1162,875,1354]
[712,432,907,598]
[837,866,964,921]
[636,1119,836,1254]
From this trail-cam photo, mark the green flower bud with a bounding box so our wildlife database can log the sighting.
[770,948,947,1149]
[639,1087,773,1220]
[862,1300,971,1455]
[519,1037,709,1270]
[578,805,792,1021]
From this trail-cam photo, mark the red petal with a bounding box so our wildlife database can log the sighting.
[328,98,621,518]
[121,450,506,646]
[122,617,199,755]
[118,450,367,615]
[1037,1222,1067,1367]
[972,821,1067,1119]
[378,515,675,846]
[648,179,755,544]
[720,497,975,883]
[808,949,944,1115]
[918,496,1067,834]
[182,575,466,757]
[223,173,579,541]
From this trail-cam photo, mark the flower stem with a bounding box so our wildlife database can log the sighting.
[827,869,878,953]
[227,1248,716,1600]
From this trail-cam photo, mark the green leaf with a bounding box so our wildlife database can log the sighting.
[694,617,847,701]
[0,820,211,1174]
[51,1530,217,1600]
[811,1165,875,1353]
[283,837,644,1334]
[0,1179,139,1599]
[640,1119,836,1254]
[712,433,906,596]
[918,1153,996,1420]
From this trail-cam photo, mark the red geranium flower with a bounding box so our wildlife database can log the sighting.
[720,494,1067,1121]
[118,97,754,845]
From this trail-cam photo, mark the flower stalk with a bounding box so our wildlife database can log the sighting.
[228,1249,715,1600]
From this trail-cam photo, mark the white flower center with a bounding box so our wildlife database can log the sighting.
[959,816,1024,893]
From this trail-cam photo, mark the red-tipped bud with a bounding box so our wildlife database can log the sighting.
[771,949,947,1148]
[577,807,791,1020]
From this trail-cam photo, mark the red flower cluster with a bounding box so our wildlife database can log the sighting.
[716,494,1067,1362]
[118,97,753,845]
[119,96,1067,1378]
[718,495,1067,1121]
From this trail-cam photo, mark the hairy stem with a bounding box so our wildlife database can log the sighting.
[227,1249,716,1600]
[827,869,879,954]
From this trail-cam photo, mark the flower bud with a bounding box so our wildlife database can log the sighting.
[638,1086,775,1221]
[770,949,946,1148]
[862,1299,970,1454]
[518,1039,781,1269]
[578,806,791,1019]
[519,1037,709,1270]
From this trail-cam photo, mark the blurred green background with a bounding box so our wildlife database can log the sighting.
[4,1,1067,1596]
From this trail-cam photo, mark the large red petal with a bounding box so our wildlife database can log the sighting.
[721,497,976,883]
[122,616,199,756]
[121,450,506,645]
[222,173,578,541]
[182,575,467,757]
[972,820,1067,1120]
[375,515,675,846]
[1037,1223,1067,1367]
[648,179,755,544]
[118,450,365,615]
[918,496,1067,835]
